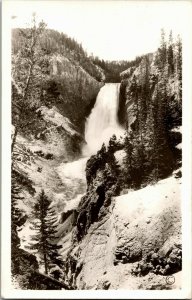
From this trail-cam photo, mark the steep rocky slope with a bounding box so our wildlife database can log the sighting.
[65,176,181,290]
[12,54,102,159]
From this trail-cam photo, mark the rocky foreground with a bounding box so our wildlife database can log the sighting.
[63,175,181,290]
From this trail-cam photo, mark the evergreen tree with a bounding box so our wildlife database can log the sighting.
[11,172,27,275]
[166,34,182,128]
[160,28,167,68]
[129,135,147,188]
[121,29,182,188]
[123,133,134,187]
[130,75,139,122]
[151,82,174,180]
[175,35,182,101]
[27,190,63,278]
[154,28,167,72]
[167,30,174,75]
[142,103,156,181]
[141,56,150,119]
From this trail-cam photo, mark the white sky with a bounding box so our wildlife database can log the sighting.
[6,0,192,60]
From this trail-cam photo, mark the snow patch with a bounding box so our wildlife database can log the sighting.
[115,176,180,221]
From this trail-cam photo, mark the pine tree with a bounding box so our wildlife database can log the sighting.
[130,75,139,123]
[45,207,63,268]
[167,30,174,75]
[175,35,182,101]
[27,190,63,278]
[166,34,182,128]
[122,29,181,187]
[141,56,150,120]
[11,172,27,275]
[142,102,156,181]
[151,82,174,180]
[160,28,167,68]
[154,28,167,72]
[124,133,134,187]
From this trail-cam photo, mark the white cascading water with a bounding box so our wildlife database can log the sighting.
[56,83,123,206]
[83,83,123,156]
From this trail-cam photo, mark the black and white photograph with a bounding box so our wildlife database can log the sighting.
[1,0,192,298]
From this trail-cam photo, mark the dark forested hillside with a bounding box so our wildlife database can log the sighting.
[92,55,144,82]
[12,28,104,82]
[12,28,142,84]
[117,30,182,188]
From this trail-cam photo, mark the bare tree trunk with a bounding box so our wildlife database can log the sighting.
[11,62,34,155]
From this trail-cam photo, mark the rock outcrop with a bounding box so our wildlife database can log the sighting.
[64,176,181,289]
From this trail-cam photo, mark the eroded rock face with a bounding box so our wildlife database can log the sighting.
[64,213,116,289]
[69,145,121,243]
[41,55,103,135]
[75,166,118,242]
[131,243,182,277]
[64,176,181,290]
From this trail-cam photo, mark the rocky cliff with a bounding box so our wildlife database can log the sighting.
[12,53,103,160]
[64,176,181,290]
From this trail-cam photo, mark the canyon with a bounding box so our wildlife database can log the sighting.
[11,27,182,290]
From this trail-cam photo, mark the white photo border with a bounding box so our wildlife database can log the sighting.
[1,0,192,298]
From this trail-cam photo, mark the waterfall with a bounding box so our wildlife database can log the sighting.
[83,83,123,156]
[56,83,123,208]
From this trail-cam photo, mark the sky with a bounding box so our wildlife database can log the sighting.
[5,0,192,61]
